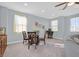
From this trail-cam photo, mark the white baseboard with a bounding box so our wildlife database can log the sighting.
[7,40,23,45]
[54,37,64,40]
[7,37,64,45]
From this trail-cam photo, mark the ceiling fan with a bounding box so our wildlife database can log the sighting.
[55,2,79,10]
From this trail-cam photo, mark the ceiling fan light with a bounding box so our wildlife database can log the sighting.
[41,10,45,13]
[68,2,75,6]
[24,3,28,6]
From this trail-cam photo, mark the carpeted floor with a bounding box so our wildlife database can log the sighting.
[3,39,65,57]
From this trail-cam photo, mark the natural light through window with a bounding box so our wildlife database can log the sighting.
[51,20,58,31]
[14,15,27,33]
[70,17,79,32]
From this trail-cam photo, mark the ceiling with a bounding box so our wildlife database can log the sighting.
[0,2,79,19]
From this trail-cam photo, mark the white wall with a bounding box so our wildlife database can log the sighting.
[63,15,79,40]
[49,17,65,40]
[0,6,50,44]
[50,14,79,40]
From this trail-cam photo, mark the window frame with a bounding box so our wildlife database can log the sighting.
[70,17,79,32]
[51,20,58,31]
[14,14,27,33]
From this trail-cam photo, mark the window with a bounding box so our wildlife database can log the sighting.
[51,20,58,31]
[14,15,27,33]
[70,17,79,32]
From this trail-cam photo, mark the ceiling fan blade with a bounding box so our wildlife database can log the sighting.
[62,3,68,10]
[55,2,67,7]
[75,2,79,4]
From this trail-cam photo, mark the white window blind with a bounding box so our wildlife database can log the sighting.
[51,20,58,31]
[14,15,27,32]
[70,17,79,32]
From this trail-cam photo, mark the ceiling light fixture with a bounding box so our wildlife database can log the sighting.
[24,3,28,6]
[41,10,45,13]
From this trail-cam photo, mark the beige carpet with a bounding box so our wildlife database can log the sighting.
[3,39,65,57]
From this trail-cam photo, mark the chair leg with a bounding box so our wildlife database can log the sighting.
[28,44,30,49]
[44,40,46,45]
[23,40,24,44]
[35,45,37,49]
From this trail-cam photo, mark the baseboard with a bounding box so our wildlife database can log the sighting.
[53,37,64,40]
[7,40,23,45]
[7,37,63,45]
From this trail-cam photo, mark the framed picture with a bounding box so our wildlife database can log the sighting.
[35,22,45,29]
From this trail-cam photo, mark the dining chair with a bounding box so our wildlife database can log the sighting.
[22,31,28,44]
[39,32,46,45]
[28,32,39,49]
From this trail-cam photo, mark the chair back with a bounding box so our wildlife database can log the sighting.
[28,32,38,45]
[22,31,27,40]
